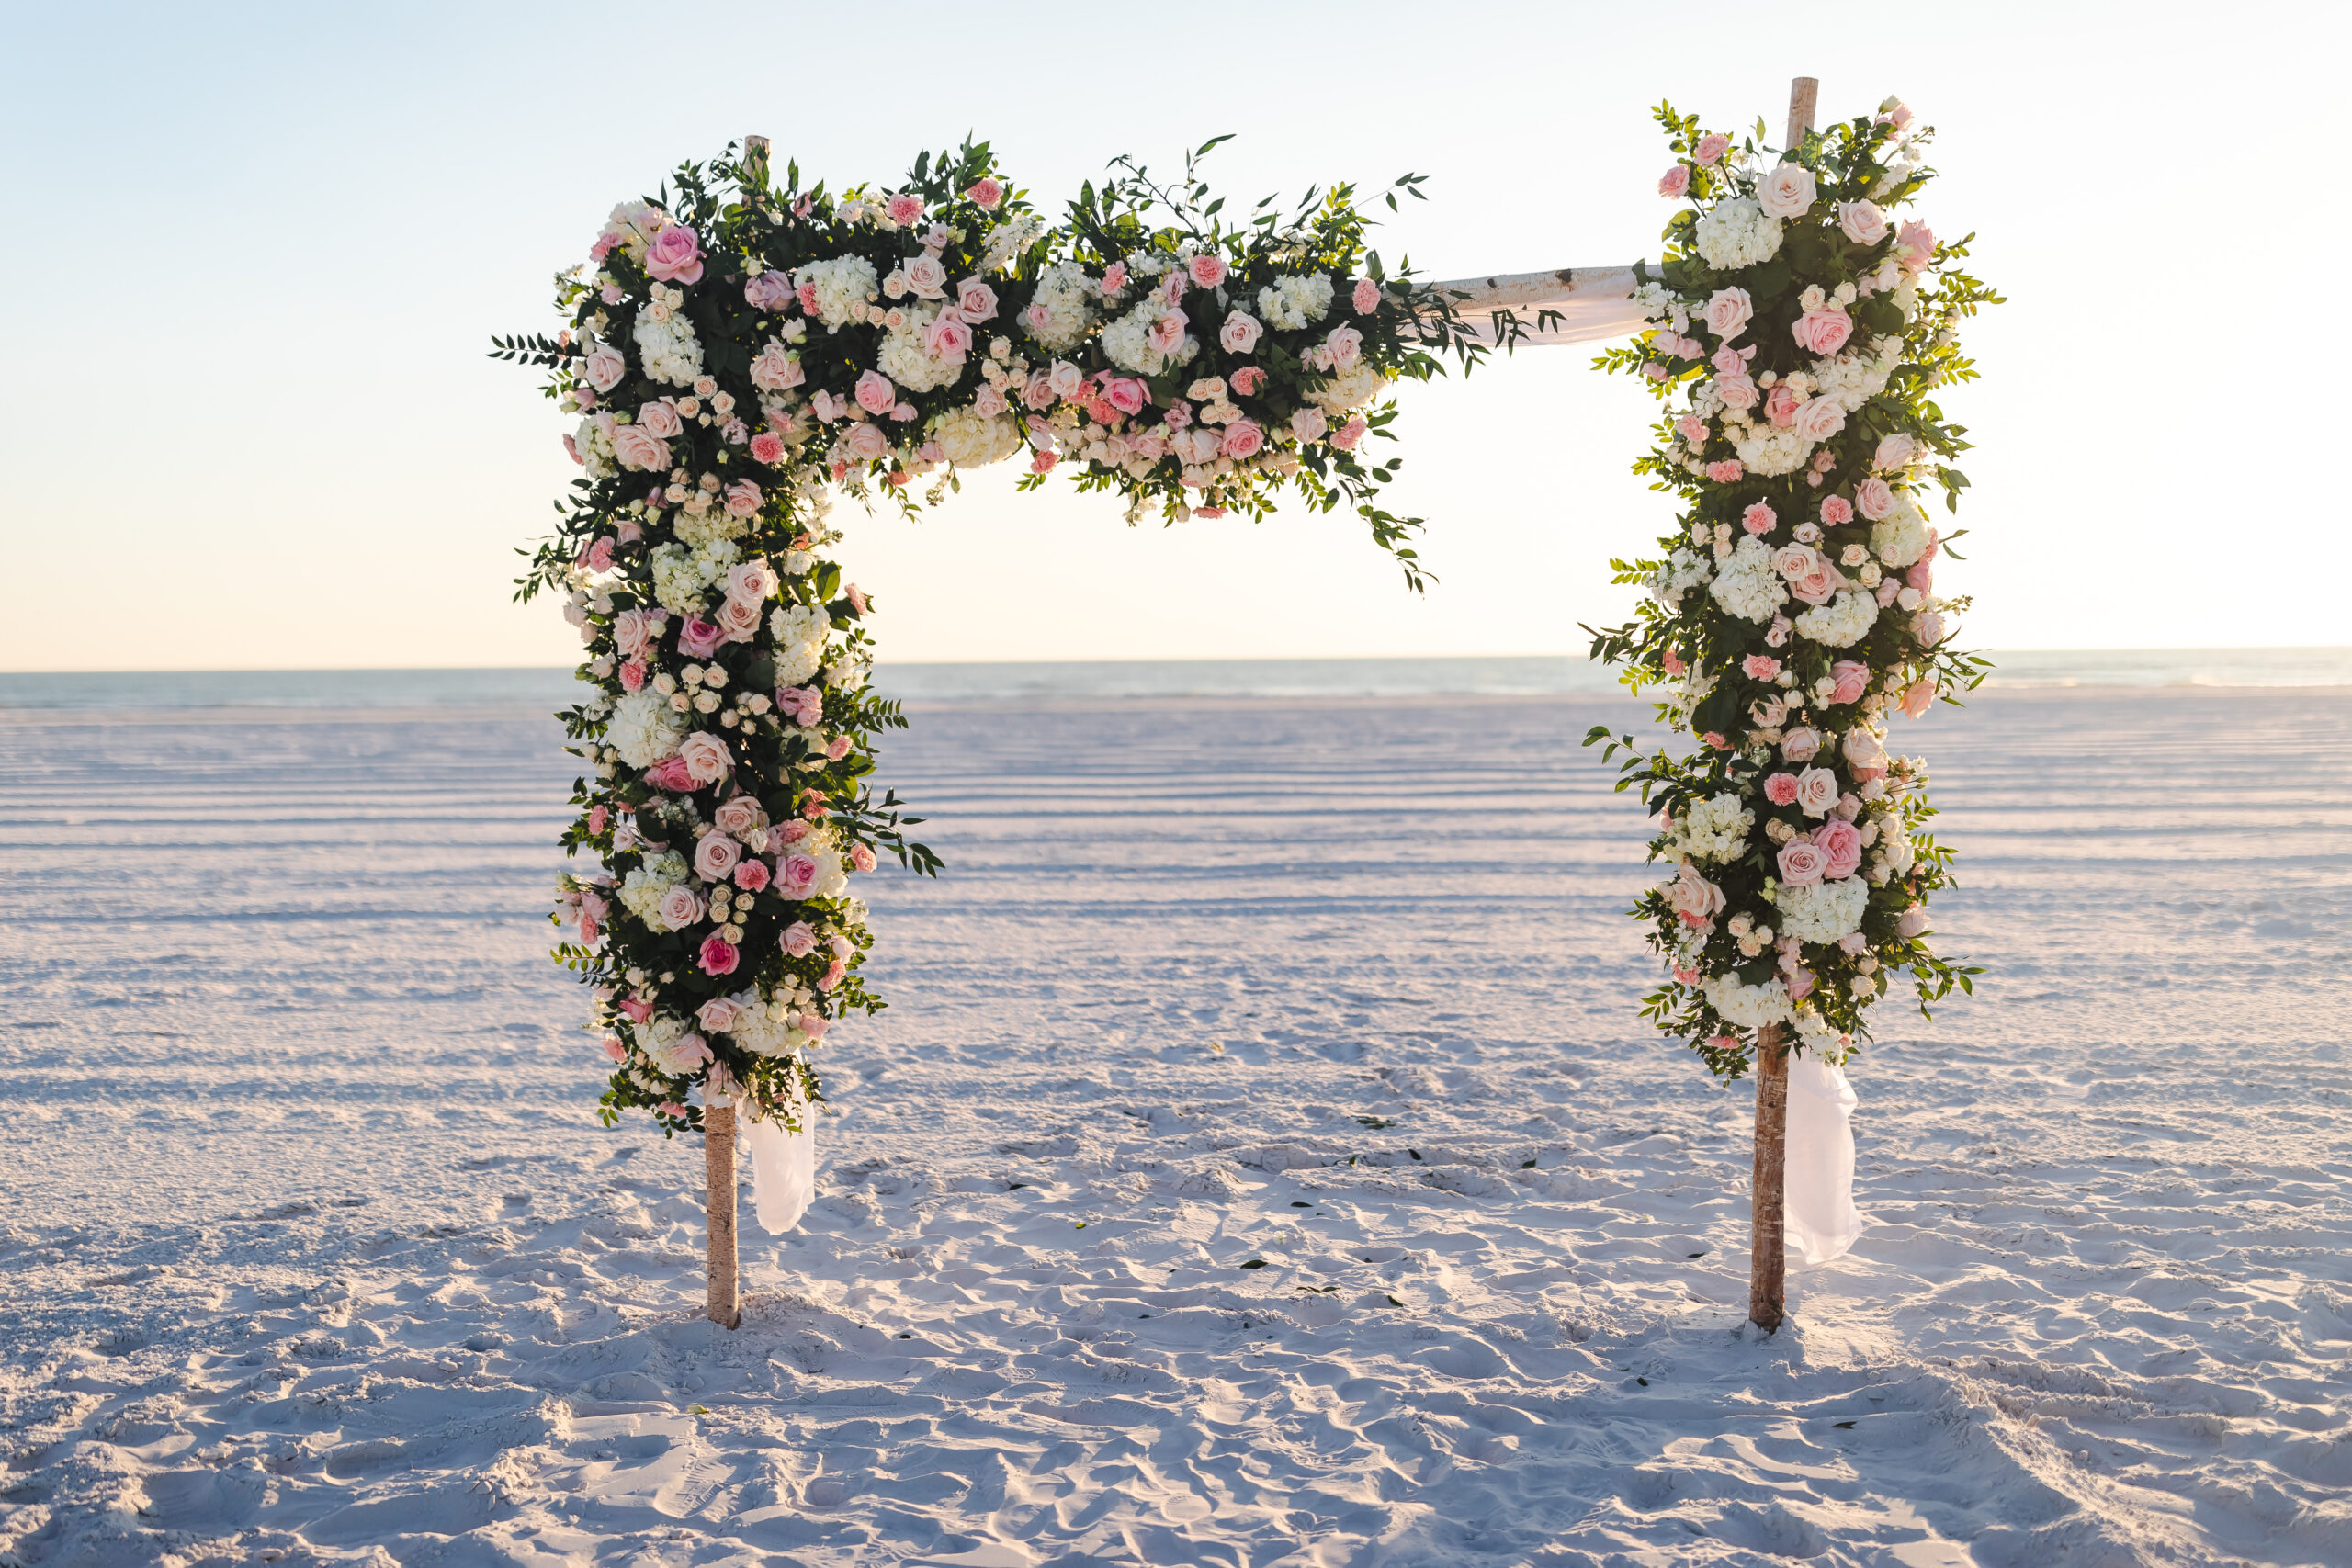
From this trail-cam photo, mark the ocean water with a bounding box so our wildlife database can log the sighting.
[2,648,2347,711]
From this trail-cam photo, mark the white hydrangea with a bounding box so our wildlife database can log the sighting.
[1774,877,1871,943]
[1258,274,1334,331]
[729,986,816,1057]
[933,405,1023,468]
[572,417,616,480]
[1792,590,1881,649]
[1704,973,1792,1029]
[1676,795,1756,863]
[1023,260,1100,353]
[1877,827,1917,878]
[871,301,966,394]
[802,822,850,900]
[1693,198,1784,271]
[1811,336,1902,413]
[1792,1006,1849,1060]
[978,211,1046,275]
[1306,363,1388,414]
[1646,547,1713,613]
[650,538,740,615]
[607,692,686,769]
[632,310,704,387]
[771,602,833,685]
[640,1013,703,1074]
[1730,423,1812,478]
[1871,494,1931,568]
[616,849,689,926]
[1100,293,1198,377]
[673,508,749,548]
[796,255,878,329]
[1709,536,1789,623]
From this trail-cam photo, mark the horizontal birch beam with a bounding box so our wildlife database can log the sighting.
[1417,264,1647,346]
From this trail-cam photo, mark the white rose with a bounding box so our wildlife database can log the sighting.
[1838,200,1889,244]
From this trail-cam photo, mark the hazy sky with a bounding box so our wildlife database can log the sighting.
[4,0,2341,670]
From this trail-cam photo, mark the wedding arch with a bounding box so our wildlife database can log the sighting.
[500,78,1993,1333]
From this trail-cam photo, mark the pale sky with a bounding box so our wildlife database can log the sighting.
[3,0,2341,671]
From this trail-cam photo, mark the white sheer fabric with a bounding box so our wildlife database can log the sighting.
[1783,1055,1861,1266]
[1422,265,1648,347]
[741,1106,815,1235]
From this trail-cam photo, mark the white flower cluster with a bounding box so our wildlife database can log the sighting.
[1307,363,1387,414]
[1693,198,1783,270]
[607,692,686,769]
[932,405,1023,468]
[770,602,833,685]
[1729,423,1813,479]
[1646,547,1713,613]
[616,848,689,923]
[1871,495,1932,568]
[1703,973,1792,1029]
[1792,590,1880,649]
[1708,536,1789,622]
[1100,293,1198,377]
[1676,795,1756,863]
[572,416,616,481]
[1810,335,1903,413]
[876,302,964,393]
[650,538,741,615]
[978,211,1045,275]
[1773,876,1870,943]
[796,255,878,330]
[1257,274,1334,331]
[1023,260,1099,353]
[633,310,703,387]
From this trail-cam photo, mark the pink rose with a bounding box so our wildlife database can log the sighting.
[644,225,705,285]
[778,852,819,898]
[849,842,876,873]
[750,432,786,465]
[781,921,818,956]
[842,422,888,461]
[1188,254,1228,288]
[1829,660,1870,705]
[1229,366,1266,397]
[677,731,733,784]
[1657,164,1690,199]
[612,424,671,472]
[1765,773,1802,807]
[1147,314,1189,355]
[1913,610,1948,647]
[1702,287,1753,342]
[1322,324,1363,370]
[1819,495,1854,526]
[715,597,762,642]
[1221,420,1264,459]
[1775,840,1828,886]
[619,997,653,1024]
[955,277,999,321]
[637,400,682,439]
[845,582,868,615]
[1793,397,1846,445]
[657,883,706,929]
[697,996,741,1033]
[1352,277,1380,314]
[1763,384,1800,428]
[966,177,1003,210]
[1742,502,1777,536]
[1331,415,1367,453]
[1791,767,1838,820]
[1877,578,1903,608]
[1694,132,1731,167]
[1757,162,1818,220]
[1856,478,1895,520]
[1894,220,1936,274]
[603,1036,626,1063]
[714,795,763,836]
[825,735,852,761]
[924,310,972,361]
[697,936,740,976]
[820,960,846,991]
[1102,377,1147,416]
[1786,967,1816,1002]
[1874,434,1917,471]
[1906,558,1935,594]
[797,1012,830,1041]
[1711,374,1758,413]
[745,270,795,310]
[1291,406,1329,443]
[1219,311,1262,354]
[854,371,897,415]
[1896,905,1931,938]
[775,685,821,725]
[1838,200,1890,245]
[734,857,770,892]
[1791,309,1853,356]
[725,479,763,518]
[695,832,741,882]
[679,616,725,659]
[1665,864,1724,927]
[1812,819,1863,880]
[1704,459,1744,484]
[583,345,627,393]
[1900,680,1936,718]
[750,342,804,393]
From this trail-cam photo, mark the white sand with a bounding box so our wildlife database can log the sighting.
[2,689,2346,1566]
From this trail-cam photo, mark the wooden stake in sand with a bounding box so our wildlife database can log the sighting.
[705,1101,741,1329]
[1747,77,1816,1337]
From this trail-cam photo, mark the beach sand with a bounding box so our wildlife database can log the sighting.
[2,687,2346,1566]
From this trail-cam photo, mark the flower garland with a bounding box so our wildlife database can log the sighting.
[1583,96,2000,1077]
[497,139,1482,1137]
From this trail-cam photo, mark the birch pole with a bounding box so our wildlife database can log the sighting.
[704,1101,742,1328]
[1746,77,1818,1336]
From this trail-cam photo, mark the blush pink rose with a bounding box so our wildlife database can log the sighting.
[1775,840,1828,886]
[1873,434,1917,471]
[1221,420,1264,459]
[1219,311,1262,354]
[956,277,998,321]
[1812,819,1863,880]
[777,852,820,898]
[645,226,705,284]
[1352,277,1380,314]
[637,400,682,438]
[1322,324,1363,369]
[854,370,897,415]
[1658,164,1691,199]
[1856,478,1896,519]
[1794,766,1841,819]
[842,422,888,461]
[1838,200,1889,245]
[924,310,973,360]
[1188,254,1229,288]
[697,997,741,1033]
[849,842,876,873]
[695,832,741,882]
[697,936,740,976]
[1786,967,1815,1002]
[1900,680,1936,718]
[677,731,733,784]
[1743,654,1782,681]
[646,755,698,794]
[619,997,654,1023]
[657,883,706,929]
[1713,374,1758,412]
[1703,287,1753,341]
[825,736,852,761]
[1765,773,1802,807]
[1781,726,1823,764]
[966,177,1003,209]
[713,795,763,836]
[1147,314,1189,355]
[613,609,655,659]
[1764,384,1800,428]
[1894,220,1936,274]
[715,597,762,642]
[718,479,761,518]
[1896,905,1931,938]
[781,920,818,956]
[612,425,671,471]
[744,270,794,310]
[1292,406,1329,443]
[1742,502,1777,536]
[1794,398,1847,445]
[1694,132,1731,166]
[1665,864,1724,926]
[776,685,821,725]
[583,345,627,393]
[1829,660,1871,705]
[1791,309,1853,357]
[903,256,947,299]
[750,342,804,392]
[1102,377,1148,416]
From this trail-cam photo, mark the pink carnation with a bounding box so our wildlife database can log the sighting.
[1743,655,1782,681]
[1188,254,1229,288]
[885,193,924,226]
[1352,277,1381,314]
[1764,773,1802,807]
[734,857,771,892]
[750,432,786,464]
[1742,502,1777,536]
[1658,164,1691,199]
[1229,366,1266,397]
[966,177,1003,210]
[1819,494,1854,525]
[1704,459,1744,484]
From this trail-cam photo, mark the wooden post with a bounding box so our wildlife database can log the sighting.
[1785,77,1819,151]
[1749,1023,1789,1330]
[705,1101,742,1328]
